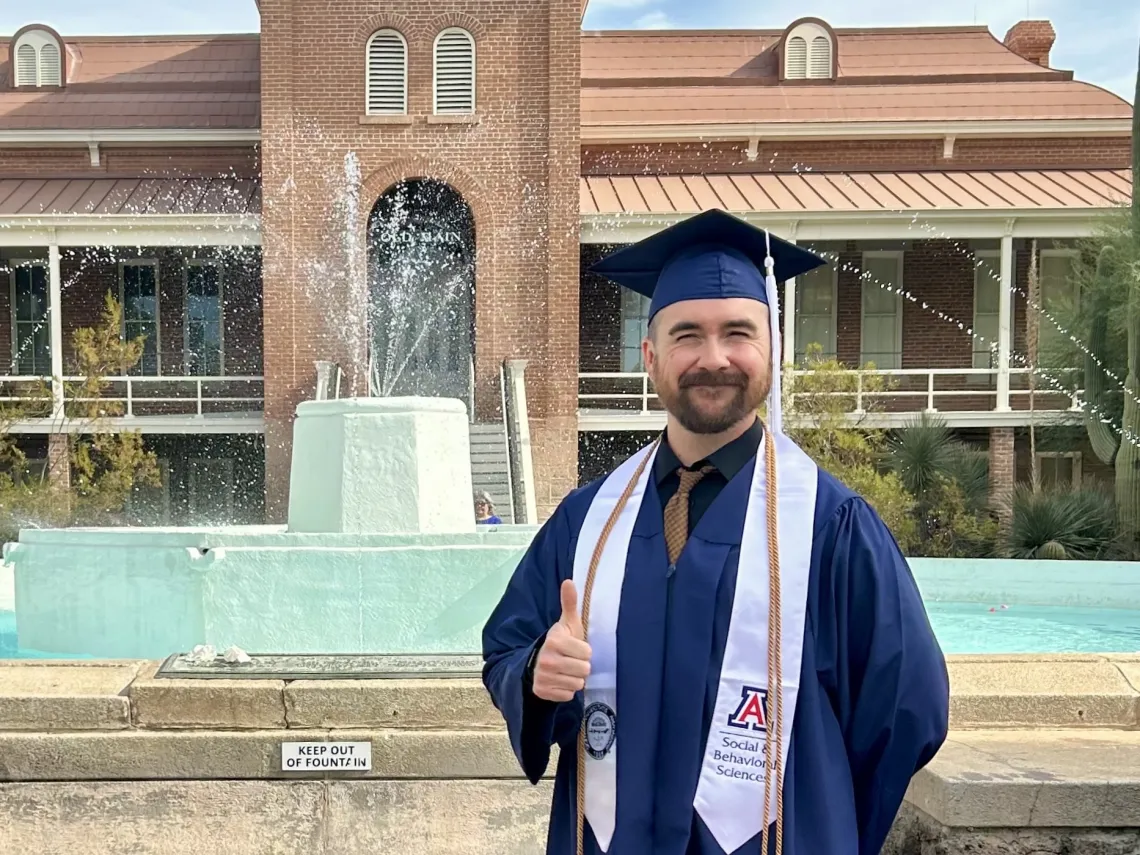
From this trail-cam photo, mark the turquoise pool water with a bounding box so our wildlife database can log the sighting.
[2,602,1138,659]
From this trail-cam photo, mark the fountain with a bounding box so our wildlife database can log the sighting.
[3,395,539,658]
[2,150,541,661]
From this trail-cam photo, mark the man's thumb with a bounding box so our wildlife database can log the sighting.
[559,579,582,636]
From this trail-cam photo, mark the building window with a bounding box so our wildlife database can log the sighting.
[185,261,223,377]
[783,22,834,80]
[13,28,63,87]
[1035,451,1082,489]
[795,262,837,362]
[9,260,50,376]
[433,28,476,114]
[120,261,160,376]
[365,29,408,115]
[860,252,903,370]
[1038,249,1079,354]
[620,289,651,372]
[970,249,1017,389]
[189,457,234,523]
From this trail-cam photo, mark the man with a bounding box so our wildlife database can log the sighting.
[481,209,949,855]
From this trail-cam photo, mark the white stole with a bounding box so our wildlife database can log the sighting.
[572,430,818,853]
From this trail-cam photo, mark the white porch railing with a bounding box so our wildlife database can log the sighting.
[578,367,1084,417]
[0,374,265,418]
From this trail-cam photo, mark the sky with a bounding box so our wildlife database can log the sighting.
[3,0,1137,101]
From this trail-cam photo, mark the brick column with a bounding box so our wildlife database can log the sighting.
[47,433,71,493]
[989,427,1015,517]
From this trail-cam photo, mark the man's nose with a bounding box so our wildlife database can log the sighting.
[694,338,732,370]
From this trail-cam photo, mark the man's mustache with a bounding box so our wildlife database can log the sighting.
[678,370,748,388]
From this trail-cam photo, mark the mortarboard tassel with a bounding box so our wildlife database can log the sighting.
[763,230,782,435]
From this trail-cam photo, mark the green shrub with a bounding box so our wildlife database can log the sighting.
[1000,484,1118,559]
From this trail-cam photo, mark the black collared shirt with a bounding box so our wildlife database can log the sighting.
[654,416,764,535]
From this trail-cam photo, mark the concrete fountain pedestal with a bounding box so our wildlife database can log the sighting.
[287,397,476,536]
[4,397,538,659]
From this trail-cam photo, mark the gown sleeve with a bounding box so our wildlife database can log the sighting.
[821,497,951,855]
[481,504,584,784]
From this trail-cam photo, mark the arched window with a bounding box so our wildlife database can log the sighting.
[365,29,408,115]
[13,27,63,87]
[433,28,476,114]
[782,22,835,81]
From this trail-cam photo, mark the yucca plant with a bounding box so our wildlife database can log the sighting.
[1000,484,1118,560]
[887,414,954,497]
[887,414,997,555]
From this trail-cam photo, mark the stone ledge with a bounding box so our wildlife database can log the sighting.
[129,662,287,729]
[910,730,1140,828]
[1,655,1138,732]
[884,801,1140,855]
[0,729,553,781]
[283,678,502,729]
[0,660,145,731]
[946,655,1140,729]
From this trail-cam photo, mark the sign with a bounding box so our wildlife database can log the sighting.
[281,741,372,771]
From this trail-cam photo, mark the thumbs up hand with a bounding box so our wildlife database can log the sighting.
[532,579,593,703]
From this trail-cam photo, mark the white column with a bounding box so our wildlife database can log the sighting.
[48,242,65,420]
[783,275,796,368]
[995,234,1013,412]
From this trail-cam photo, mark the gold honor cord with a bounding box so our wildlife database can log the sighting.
[574,426,785,855]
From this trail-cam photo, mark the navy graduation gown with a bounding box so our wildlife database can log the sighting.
[481,456,949,855]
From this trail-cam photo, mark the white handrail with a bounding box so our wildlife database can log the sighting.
[577,368,1085,417]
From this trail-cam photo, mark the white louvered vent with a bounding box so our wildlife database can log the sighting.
[39,44,62,86]
[13,28,64,87]
[15,44,37,85]
[365,29,408,115]
[433,28,475,114]
[809,36,831,78]
[784,36,807,79]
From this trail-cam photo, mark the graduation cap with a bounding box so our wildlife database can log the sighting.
[589,208,829,434]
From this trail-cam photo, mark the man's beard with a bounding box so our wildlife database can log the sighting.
[654,368,769,434]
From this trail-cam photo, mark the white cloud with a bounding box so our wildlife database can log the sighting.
[635,10,675,29]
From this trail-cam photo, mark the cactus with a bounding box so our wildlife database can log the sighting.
[1084,247,1120,465]
[1035,540,1068,561]
[1113,44,1140,544]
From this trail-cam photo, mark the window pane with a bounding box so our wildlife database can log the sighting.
[15,321,50,375]
[797,267,833,314]
[127,320,159,375]
[975,258,1001,314]
[796,317,834,359]
[619,290,650,370]
[862,281,898,315]
[186,264,222,376]
[187,263,220,299]
[15,265,49,322]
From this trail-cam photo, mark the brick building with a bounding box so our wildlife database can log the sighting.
[0,7,1133,524]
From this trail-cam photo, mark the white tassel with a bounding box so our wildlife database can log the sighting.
[763,230,782,434]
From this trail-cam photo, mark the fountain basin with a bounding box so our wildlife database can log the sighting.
[4,526,539,659]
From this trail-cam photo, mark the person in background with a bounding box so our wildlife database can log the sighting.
[475,490,503,525]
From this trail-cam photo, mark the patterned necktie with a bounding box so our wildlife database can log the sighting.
[663,465,715,565]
